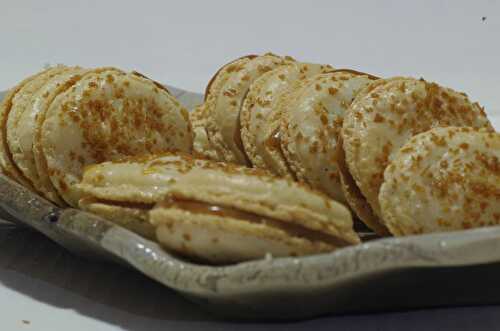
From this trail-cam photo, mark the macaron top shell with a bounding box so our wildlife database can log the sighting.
[379,127,500,236]
[78,153,196,204]
[240,62,332,169]
[342,77,493,221]
[205,53,291,165]
[40,70,193,207]
[280,71,377,203]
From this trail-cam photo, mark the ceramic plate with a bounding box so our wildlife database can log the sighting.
[0,88,499,320]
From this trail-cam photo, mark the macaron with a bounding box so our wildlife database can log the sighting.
[0,66,67,188]
[36,69,193,207]
[280,70,377,203]
[77,153,196,239]
[240,62,333,172]
[379,127,499,236]
[191,104,222,161]
[204,53,292,165]
[77,152,360,263]
[341,77,494,234]
[7,67,89,205]
[147,155,360,264]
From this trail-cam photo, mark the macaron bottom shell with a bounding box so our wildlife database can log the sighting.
[150,205,340,265]
[79,197,155,240]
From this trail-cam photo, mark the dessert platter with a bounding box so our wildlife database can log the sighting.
[0,55,498,320]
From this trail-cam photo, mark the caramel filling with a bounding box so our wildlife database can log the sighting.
[91,197,349,247]
[159,199,350,247]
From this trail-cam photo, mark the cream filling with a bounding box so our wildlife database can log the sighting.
[91,197,349,247]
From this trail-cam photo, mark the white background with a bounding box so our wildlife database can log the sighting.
[1,0,499,114]
[0,1,499,330]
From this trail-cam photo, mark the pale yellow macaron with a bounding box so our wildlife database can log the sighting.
[7,67,89,205]
[148,155,360,264]
[77,152,360,263]
[341,77,494,234]
[0,66,67,188]
[204,53,292,165]
[280,70,377,203]
[77,153,197,239]
[36,69,193,207]
[379,127,499,236]
[240,62,333,173]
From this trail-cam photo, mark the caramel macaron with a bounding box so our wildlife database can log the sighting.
[240,62,332,173]
[77,153,195,239]
[204,53,292,165]
[148,156,360,264]
[341,77,493,234]
[280,70,377,203]
[0,66,67,188]
[379,127,499,235]
[7,67,89,205]
[36,69,192,207]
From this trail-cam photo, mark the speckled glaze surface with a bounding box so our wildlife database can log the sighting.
[1,89,500,320]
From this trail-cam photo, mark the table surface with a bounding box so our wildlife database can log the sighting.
[1,1,499,330]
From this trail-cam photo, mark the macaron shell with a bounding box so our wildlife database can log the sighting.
[77,153,196,204]
[79,197,154,239]
[32,68,122,206]
[8,67,88,205]
[31,69,101,206]
[336,135,390,235]
[150,207,335,264]
[203,57,253,162]
[40,70,193,207]
[379,127,500,236]
[204,55,258,101]
[342,77,493,222]
[190,104,222,161]
[256,81,307,178]
[280,71,376,203]
[206,54,290,165]
[0,66,65,187]
[240,62,332,169]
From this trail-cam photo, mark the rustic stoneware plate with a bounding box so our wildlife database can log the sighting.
[1,89,500,321]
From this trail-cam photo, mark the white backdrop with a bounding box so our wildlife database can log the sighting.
[0,1,499,330]
[1,0,499,114]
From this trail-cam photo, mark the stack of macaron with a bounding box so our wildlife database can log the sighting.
[0,66,193,207]
[194,53,498,237]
